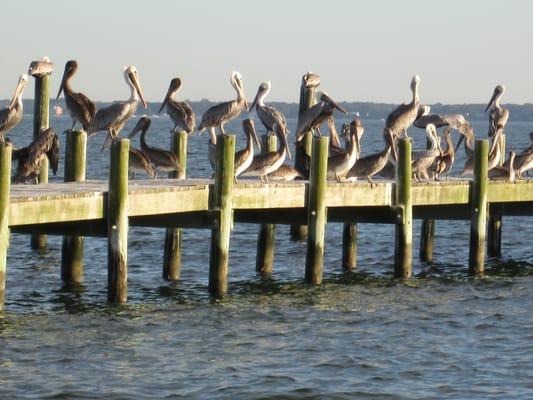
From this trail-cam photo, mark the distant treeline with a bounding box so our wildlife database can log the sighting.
[4,99,533,122]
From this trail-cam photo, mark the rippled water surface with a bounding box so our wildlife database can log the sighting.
[1,115,532,399]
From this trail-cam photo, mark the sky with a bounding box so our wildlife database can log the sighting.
[2,0,533,104]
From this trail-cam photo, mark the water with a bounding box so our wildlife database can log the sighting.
[1,114,532,399]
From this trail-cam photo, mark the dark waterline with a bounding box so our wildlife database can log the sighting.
[0,115,532,399]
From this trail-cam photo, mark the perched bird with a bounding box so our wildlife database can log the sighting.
[266,164,304,181]
[411,124,441,181]
[347,128,398,186]
[455,124,475,157]
[13,128,59,183]
[88,65,147,149]
[242,123,291,182]
[128,147,156,179]
[327,119,360,181]
[486,85,509,136]
[385,75,421,139]
[295,92,347,141]
[460,129,504,176]
[158,77,196,134]
[490,151,516,181]
[128,116,184,179]
[414,105,471,135]
[234,119,261,179]
[56,60,96,130]
[433,127,455,180]
[507,132,533,178]
[248,81,289,136]
[0,74,28,142]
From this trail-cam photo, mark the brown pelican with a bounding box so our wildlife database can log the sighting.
[0,74,28,142]
[414,105,471,135]
[346,128,398,186]
[129,147,156,178]
[198,71,247,136]
[87,65,147,149]
[267,164,304,181]
[460,129,504,176]
[295,92,347,141]
[302,72,320,89]
[242,122,291,182]
[327,119,360,181]
[248,81,289,136]
[13,128,59,183]
[158,77,196,134]
[507,133,533,178]
[434,127,455,180]
[56,60,96,130]
[385,75,421,139]
[455,124,475,157]
[490,151,516,181]
[412,124,441,181]
[486,85,509,136]
[128,116,184,179]
[234,119,261,179]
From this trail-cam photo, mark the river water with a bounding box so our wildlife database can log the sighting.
[0,114,532,399]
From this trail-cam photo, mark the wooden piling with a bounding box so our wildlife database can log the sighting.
[394,138,413,278]
[469,140,489,274]
[342,223,357,271]
[31,70,51,250]
[107,139,129,303]
[0,142,12,312]
[291,74,318,240]
[61,130,87,284]
[488,136,504,257]
[163,131,188,281]
[256,135,277,276]
[420,136,435,262]
[305,136,329,284]
[209,134,235,297]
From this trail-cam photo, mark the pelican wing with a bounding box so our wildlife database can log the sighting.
[295,102,325,139]
[257,105,288,133]
[348,150,390,179]
[198,100,243,130]
[0,105,19,131]
[168,100,196,133]
[14,129,58,183]
[67,91,97,128]
[243,151,280,175]
[88,101,133,134]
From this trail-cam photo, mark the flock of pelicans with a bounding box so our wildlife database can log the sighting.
[0,61,532,184]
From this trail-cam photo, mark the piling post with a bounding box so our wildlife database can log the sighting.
[420,136,435,262]
[256,135,277,276]
[488,136,504,257]
[469,139,489,274]
[163,131,188,280]
[0,142,12,312]
[342,223,357,271]
[305,136,328,284]
[209,134,235,297]
[291,72,319,240]
[61,130,87,284]
[394,138,413,278]
[29,59,53,250]
[107,139,129,303]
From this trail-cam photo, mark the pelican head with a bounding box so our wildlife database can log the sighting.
[124,65,147,108]
[274,122,292,160]
[319,92,348,114]
[485,84,505,112]
[10,74,28,108]
[416,105,431,119]
[242,118,261,150]
[128,116,151,139]
[411,75,421,91]
[349,118,362,155]
[302,72,320,89]
[231,71,246,104]
[57,60,78,100]
[158,77,182,114]
[248,81,271,111]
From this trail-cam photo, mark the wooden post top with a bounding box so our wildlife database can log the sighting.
[28,57,54,77]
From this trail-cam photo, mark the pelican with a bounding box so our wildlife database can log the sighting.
[486,85,509,136]
[129,147,156,178]
[87,65,147,149]
[490,151,516,181]
[385,75,421,139]
[295,92,347,141]
[198,71,247,136]
[234,119,261,179]
[158,77,196,134]
[302,72,320,89]
[460,129,504,176]
[412,124,441,181]
[346,128,398,186]
[507,133,533,178]
[128,116,184,179]
[414,105,471,135]
[13,128,59,183]
[434,127,455,180]
[267,164,304,181]
[56,60,96,130]
[455,124,475,157]
[0,74,28,142]
[327,119,361,181]
[248,81,289,137]
[242,122,291,182]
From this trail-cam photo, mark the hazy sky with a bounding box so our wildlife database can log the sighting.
[2,0,533,104]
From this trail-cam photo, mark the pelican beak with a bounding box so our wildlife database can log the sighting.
[248,90,260,112]
[158,97,168,114]
[323,93,347,114]
[455,134,465,153]
[251,122,261,150]
[280,127,292,160]
[354,128,361,157]
[127,118,145,138]
[9,75,28,109]
[388,130,398,162]
[485,89,498,112]
[56,77,65,100]
[327,117,341,148]
[130,71,148,108]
